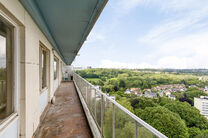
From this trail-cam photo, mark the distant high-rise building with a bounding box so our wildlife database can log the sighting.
[194,96,208,119]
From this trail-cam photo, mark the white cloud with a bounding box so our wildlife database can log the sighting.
[134,0,208,69]
[86,32,106,43]
[157,56,190,69]
[99,31,208,69]
[99,59,155,69]
[157,32,208,55]
[144,32,208,69]
[139,7,208,43]
[114,0,208,14]
[116,0,144,13]
[159,0,208,12]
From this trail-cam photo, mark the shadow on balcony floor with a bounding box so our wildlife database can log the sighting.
[34,82,92,138]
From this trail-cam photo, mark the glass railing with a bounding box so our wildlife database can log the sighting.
[73,73,167,138]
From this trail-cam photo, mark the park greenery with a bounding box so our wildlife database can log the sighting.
[77,69,208,138]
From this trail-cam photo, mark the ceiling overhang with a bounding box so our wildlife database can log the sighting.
[19,0,108,65]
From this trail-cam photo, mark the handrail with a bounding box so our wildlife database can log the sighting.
[73,73,167,138]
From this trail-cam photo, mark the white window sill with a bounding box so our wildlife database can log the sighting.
[0,113,18,131]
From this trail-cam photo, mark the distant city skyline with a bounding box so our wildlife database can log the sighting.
[73,0,208,69]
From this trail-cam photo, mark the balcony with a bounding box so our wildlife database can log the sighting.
[33,82,92,138]
[34,73,167,138]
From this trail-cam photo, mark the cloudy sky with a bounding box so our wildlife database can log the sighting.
[73,0,208,69]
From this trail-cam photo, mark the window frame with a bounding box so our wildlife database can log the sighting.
[39,42,50,92]
[0,10,21,125]
[0,19,14,121]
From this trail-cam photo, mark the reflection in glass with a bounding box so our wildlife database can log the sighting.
[94,93,101,129]
[42,50,47,88]
[137,124,156,138]
[54,58,57,80]
[0,21,13,121]
[104,99,113,138]
[115,107,135,138]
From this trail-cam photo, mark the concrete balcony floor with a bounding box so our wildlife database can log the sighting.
[34,82,92,138]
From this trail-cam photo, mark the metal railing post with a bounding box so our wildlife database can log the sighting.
[101,95,104,135]
[94,89,97,119]
[113,103,115,138]
[86,86,88,104]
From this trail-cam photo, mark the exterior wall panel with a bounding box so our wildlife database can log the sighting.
[53,79,58,94]
[40,89,48,114]
[0,0,65,138]
[0,117,18,138]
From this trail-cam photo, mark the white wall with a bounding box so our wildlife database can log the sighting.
[40,89,49,114]
[0,0,64,138]
[53,79,58,94]
[0,116,18,138]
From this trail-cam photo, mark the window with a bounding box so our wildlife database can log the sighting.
[54,57,58,80]
[0,20,13,121]
[40,43,49,90]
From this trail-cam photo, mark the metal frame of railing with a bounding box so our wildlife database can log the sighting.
[73,73,167,138]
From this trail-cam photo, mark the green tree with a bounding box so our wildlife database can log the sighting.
[131,97,157,109]
[185,88,207,103]
[116,122,135,138]
[164,102,208,129]
[135,107,189,138]
[158,97,175,106]
[104,104,113,138]
[195,129,208,138]
[188,127,201,138]
[106,78,119,86]
[119,79,126,88]
[117,97,134,113]
[104,103,134,138]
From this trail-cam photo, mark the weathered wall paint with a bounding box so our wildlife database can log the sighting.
[0,0,64,137]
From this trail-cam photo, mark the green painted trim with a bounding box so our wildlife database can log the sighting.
[19,0,108,65]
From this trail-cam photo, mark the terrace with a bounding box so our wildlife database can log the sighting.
[33,73,167,138]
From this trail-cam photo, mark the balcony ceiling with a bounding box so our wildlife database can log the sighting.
[19,0,107,65]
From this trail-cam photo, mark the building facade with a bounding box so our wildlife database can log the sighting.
[194,96,208,119]
[0,1,168,138]
[0,1,64,137]
[0,0,107,138]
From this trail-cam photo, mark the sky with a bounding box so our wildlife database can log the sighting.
[72,0,208,69]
